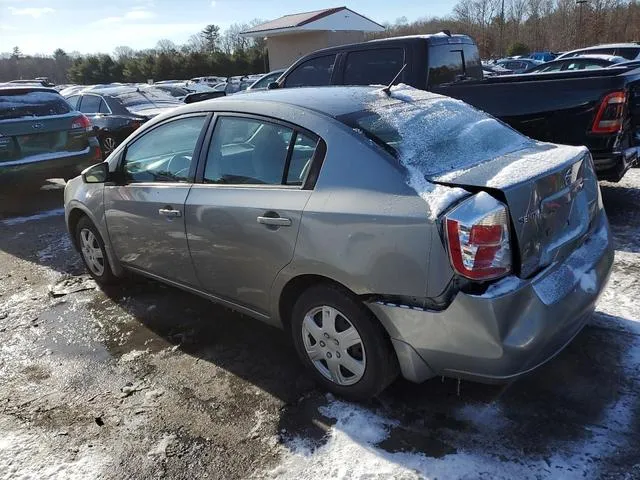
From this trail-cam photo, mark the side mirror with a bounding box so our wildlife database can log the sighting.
[82,162,109,183]
[267,82,280,90]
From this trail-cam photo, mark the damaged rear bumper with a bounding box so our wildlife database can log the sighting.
[368,212,614,384]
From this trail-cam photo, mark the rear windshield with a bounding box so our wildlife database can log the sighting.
[0,90,70,120]
[427,43,483,86]
[115,90,181,111]
[337,87,531,178]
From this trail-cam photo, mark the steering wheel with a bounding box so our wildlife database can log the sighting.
[165,154,191,179]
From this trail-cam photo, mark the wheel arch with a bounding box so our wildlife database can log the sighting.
[66,204,124,277]
[277,274,392,340]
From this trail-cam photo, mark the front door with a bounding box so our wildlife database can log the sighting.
[185,115,321,314]
[104,114,209,286]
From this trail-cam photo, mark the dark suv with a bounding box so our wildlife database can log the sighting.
[0,86,101,185]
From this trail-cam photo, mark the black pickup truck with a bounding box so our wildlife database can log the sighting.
[271,34,640,182]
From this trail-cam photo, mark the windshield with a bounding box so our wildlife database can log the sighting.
[0,90,70,120]
[338,88,531,178]
[115,90,181,111]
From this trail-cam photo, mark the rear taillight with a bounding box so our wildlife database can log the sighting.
[591,91,626,134]
[445,192,512,281]
[71,115,92,132]
[129,119,142,129]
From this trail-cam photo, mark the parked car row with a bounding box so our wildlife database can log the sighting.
[2,31,635,400]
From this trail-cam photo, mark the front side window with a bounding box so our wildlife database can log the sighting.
[541,63,564,72]
[344,48,404,86]
[123,116,206,183]
[284,55,336,88]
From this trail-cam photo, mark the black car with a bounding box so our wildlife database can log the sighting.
[0,86,101,185]
[64,87,181,157]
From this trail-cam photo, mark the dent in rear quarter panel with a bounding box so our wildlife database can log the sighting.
[271,128,432,313]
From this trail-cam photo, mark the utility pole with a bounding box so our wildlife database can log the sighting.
[576,0,588,48]
[500,0,505,57]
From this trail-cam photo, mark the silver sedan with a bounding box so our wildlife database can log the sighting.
[64,86,613,400]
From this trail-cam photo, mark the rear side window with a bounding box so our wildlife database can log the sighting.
[616,47,640,60]
[284,55,336,87]
[204,116,293,185]
[79,95,102,114]
[0,91,70,120]
[344,48,404,86]
[204,116,319,186]
[427,44,482,87]
[66,95,80,110]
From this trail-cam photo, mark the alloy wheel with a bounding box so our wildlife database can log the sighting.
[102,137,116,157]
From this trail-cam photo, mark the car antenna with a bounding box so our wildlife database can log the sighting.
[382,64,407,96]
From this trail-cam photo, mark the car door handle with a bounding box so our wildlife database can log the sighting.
[257,216,291,227]
[158,208,182,218]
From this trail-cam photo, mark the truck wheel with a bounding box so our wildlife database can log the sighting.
[291,284,398,401]
[75,216,118,285]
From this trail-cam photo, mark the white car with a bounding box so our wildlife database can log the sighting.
[557,43,640,61]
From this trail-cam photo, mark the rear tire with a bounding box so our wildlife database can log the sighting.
[75,216,118,285]
[291,284,398,401]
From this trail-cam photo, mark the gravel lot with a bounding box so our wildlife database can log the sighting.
[1,172,639,479]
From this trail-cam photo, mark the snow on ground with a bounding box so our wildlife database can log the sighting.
[0,416,108,480]
[264,174,640,479]
[1,208,65,226]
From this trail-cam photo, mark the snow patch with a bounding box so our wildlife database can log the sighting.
[0,418,108,480]
[119,349,149,363]
[147,433,176,459]
[2,208,65,226]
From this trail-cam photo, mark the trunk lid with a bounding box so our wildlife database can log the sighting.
[434,143,600,278]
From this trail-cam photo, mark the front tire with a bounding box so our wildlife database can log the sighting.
[291,284,398,401]
[75,216,118,285]
[100,135,117,158]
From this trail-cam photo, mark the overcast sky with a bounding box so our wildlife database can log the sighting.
[0,0,459,55]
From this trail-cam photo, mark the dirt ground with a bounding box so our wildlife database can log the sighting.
[1,172,639,479]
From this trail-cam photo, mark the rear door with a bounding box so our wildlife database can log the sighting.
[0,89,88,164]
[185,114,323,314]
[104,114,209,286]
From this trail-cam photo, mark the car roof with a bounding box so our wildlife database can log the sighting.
[177,86,440,119]
[294,33,475,59]
[0,86,58,94]
[568,54,626,62]
[560,43,640,56]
